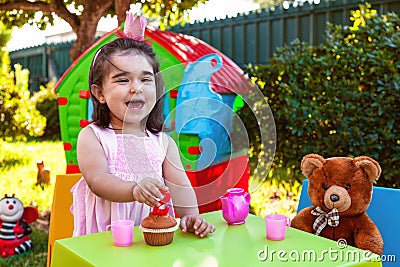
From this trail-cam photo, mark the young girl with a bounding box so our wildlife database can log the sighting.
[71,14,215,238]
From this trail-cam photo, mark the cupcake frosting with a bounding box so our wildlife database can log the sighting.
[141,214,177,229]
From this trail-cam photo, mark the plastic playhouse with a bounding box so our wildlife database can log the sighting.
[54,24,253,213]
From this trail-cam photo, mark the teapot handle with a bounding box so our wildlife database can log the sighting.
[244,192,251,203]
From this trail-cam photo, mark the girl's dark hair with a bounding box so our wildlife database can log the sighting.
[89,38,165,134]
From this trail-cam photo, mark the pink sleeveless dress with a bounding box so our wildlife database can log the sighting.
[71,124,174,236]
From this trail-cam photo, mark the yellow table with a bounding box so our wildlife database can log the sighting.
[51,211,382,266]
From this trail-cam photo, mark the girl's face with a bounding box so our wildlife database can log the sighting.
[93,52,157,132]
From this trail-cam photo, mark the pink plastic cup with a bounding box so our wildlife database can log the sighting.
[265,214,291,241]
[106,220,134,247]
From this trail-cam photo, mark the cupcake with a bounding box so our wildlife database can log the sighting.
[140,207,178,246]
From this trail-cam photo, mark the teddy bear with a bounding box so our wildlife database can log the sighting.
[291,154,384,255]
[0,194,39,258]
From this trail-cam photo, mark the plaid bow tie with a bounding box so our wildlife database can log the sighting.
[311,206,340,236]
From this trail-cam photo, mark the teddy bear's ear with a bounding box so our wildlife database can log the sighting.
[301,154,325,178]
[353,156,381,182]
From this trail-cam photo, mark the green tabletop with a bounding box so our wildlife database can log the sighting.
[51,211,382,267]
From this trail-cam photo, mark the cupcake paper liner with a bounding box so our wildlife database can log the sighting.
[139,218,180,246]
[139,222,179,233]
[143,232,174,246]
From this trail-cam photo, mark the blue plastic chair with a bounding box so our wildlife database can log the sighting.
[297,179,400,266]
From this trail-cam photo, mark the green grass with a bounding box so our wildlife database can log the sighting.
[0,140,66,267]
[0,140,301,266]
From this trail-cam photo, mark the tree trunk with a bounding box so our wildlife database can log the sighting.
[69,1,114,61]
[69,22,98,61]
[115,0,131,24]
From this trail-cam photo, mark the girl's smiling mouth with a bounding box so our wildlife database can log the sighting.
[126,100,145,110]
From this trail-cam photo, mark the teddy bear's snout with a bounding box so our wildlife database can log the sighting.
[324,185,352,212]
[330,194,340,202]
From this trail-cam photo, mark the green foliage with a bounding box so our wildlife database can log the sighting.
[1,24,57,141]
[143,0,208,29]
[0,22,11,89]
[31,79,61,140]
[0,23,11,69]
[0,6,54,30]
[250,175,301,219]
[242,4,400,188]
[0,63,47,141]
[254,0,286,9]
[0,24,10,46]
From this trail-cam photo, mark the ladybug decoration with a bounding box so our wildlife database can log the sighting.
[0,194,39,258]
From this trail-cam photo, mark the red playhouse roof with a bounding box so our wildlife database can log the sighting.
[146,27,252,95]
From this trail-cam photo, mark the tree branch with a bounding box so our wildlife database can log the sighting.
[0,0,52,12]
[68,0,114,60]
[0,0,80,29]
[52,0,80,29]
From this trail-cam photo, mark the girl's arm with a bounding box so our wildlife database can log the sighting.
[162,133,215,237]
[77,126,165,205]
[161,133,199,215]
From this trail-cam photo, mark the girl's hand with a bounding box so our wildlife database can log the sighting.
[180,214,216,238]
[132,178,168,207]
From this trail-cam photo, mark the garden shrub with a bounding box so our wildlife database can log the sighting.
[31,79,61,140]
[250,177,301,218]
[0,63,46,141]
[0,23,10,69]
[0,23,46,141]
[241,4,400,188]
